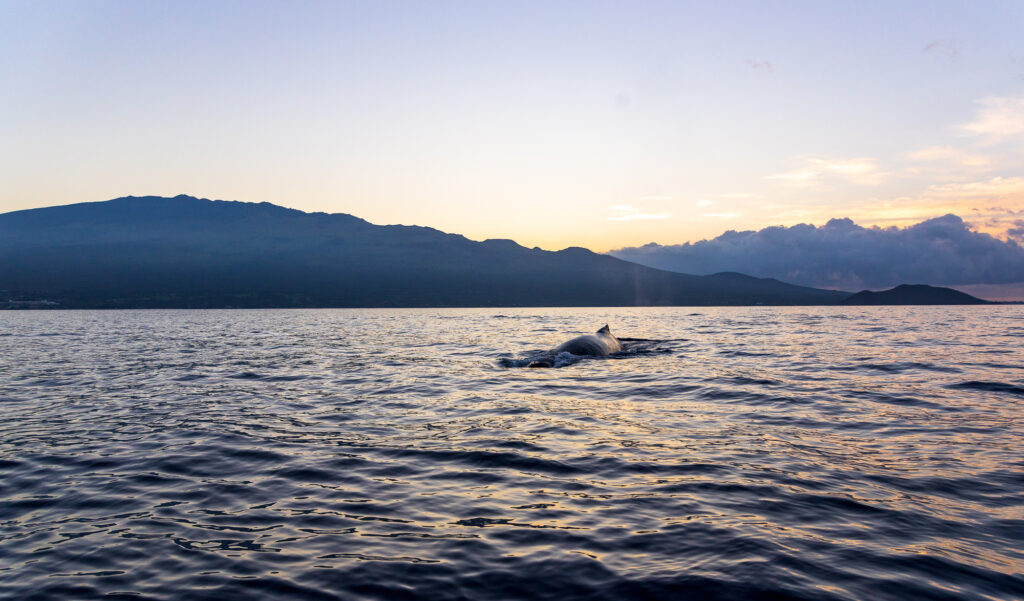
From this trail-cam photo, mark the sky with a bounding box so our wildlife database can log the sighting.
[1,0,1023,252]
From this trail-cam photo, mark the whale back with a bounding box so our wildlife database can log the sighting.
[553,325,622,356]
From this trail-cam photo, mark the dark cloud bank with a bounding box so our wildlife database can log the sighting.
[609,215,1024,290]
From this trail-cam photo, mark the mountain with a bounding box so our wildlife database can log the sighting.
[839,284,990,305]
[0,195,850,308]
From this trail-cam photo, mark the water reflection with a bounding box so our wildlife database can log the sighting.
[0,306,1021,600]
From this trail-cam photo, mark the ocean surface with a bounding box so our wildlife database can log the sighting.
[1,307,1022,601]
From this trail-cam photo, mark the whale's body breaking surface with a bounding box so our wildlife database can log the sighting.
[552,324,622,356]
[499,325,671,369]
[526,325,622,368]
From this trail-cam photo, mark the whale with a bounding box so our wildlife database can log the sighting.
[527,325,622,368]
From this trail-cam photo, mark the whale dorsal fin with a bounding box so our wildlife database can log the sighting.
[597,324,611,335]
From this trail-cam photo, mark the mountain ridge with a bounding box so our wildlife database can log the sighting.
[0,196,988,308]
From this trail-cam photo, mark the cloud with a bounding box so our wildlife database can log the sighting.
[608,214,1024,289]
[746,60,775,73]
[958,96,1024,141]
[907,146,991,169]
[605,204,671,221]
[1005,219,1024,242]
[696,198,714,207]
[922,39,959,61]
[768,157,887,187]
[701,212,740,218]
[926,176,1024,199]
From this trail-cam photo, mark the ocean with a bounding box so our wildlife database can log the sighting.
[1,307,1021,600]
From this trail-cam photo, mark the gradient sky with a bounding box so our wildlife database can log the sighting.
[2,1,1023,251]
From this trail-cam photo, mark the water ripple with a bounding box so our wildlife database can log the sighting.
[1,306,1022,600]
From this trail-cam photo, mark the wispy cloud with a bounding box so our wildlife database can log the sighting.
[922,39,959,61]
[745,60,775,73]
[907,146,991,168]
[958,96,1024,141]
[605,204,672,221]
[768,157,887,187]
[695,198,714,207]
[701,212,740,219]
[905,146,993,181]
[926,176,1024,199]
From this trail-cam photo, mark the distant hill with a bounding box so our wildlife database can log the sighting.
[840,284,990,305]
[0,195,850,309]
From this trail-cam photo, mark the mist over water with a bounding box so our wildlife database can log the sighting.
[1,307,1022,601]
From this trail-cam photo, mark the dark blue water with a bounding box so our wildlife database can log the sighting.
[1,307,1022,600]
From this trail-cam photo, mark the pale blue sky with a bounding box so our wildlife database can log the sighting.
[2,1,1022,250]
